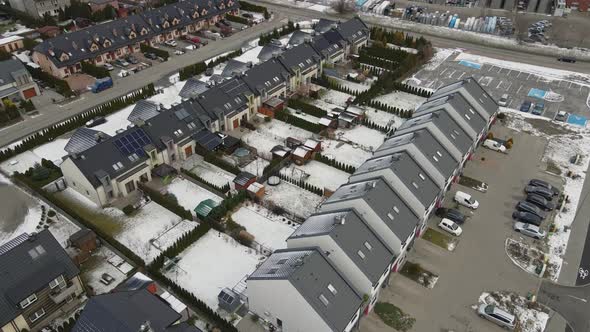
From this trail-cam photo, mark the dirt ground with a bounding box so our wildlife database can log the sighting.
[64,73,96,93]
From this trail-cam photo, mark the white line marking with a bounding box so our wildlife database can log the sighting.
[505,82,512,91]
[497,67,503,74]
[496,80,503,89]
[567,295,587,303]
[527,73,532,80]
[517,71,522,78]
[506,70,512,76]
[458,72,465,79]
[536,76,541,82]
[440,68,448,76]
[569,82,573,88]
[517,85,523,94]
[488,65,494,72]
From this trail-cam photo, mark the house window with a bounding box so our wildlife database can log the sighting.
[49,275,66,289]
[393,206,400,213]
[327,284,337,295]
[29,308,45,323]
[128,153,139,162]
[318,294,329,307]
[433,155,439,162]
[412,181,419,189]
[387,213,394,221]
[419,173,426,181]
[20,294,37,309]
[364,241,373,251]
[357,250,366,259]
[125,181,136,193]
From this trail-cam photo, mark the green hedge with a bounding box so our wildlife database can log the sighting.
[259,21,298,46]
[226,14,249,25]
[149,223,211,270]
[81,61,110,79]
[278,172,323,196]
[287,99,327,118]
[275,109,322,134]
[140,44,169,60]
[207,49,243,68]
[181,168,230,194]
[206,190,248,224]
[314,153,356,173]
[0,84,155,163]
[29,67,75,97]
[179,61,207,81]
[238,0,270,18]
[138,183,192,220]
[361,118,391,134]
[366,99,414,118]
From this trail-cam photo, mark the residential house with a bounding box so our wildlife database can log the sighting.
[0,36,24,53]
[247,248,363,332]
[312,31,346,64]
[320,177,419,272]
[127,99,162,124]
[85,0,119,13]
[72,289,201,332]
[241,58,289,112]
[335,17,370,54]
[287,30,311,46]
[257,43,283,62]
[63,127,110,155]
[0,59,40,104]
[178,77,209,100]
[32,0,238,78]
[60,127,155,206]
[314,18,338,34]
[0,231,85,332]
[277,42,322,92]
[195,77,254,131]
[349,151,441,236]
[8,0,70,18]
[37,26,61,38]
[287,209,395,314]
[220,59,250,78]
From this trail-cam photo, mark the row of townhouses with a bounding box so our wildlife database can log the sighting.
[32,0,239,78]
[245,77,499,332]
[59,17,371,207]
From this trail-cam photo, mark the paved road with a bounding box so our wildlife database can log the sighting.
[539,281,590,332]
[0,13,287,148]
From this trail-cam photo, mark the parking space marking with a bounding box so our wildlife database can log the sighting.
[516,85,523,94]
[448,70,456,78]
[441,68,448,76]
[558,81,562,87]
[496,80,503,89]
[506,70,512,76]
[536,76,541,82]
[497,67,503,74]
[505,82,513,91]
[569,82,574,88]
[488,65,495,72]
[517,71,522,78]
[457,72,465,79]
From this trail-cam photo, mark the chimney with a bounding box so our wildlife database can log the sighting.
[334,215,346,225]
[138,321,153,332]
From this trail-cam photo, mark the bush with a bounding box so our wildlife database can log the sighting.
[206,49,242,68]
[48,210,56,217]
[264,116,271,122]
[179,61,207,81]
[278,173,323,196]
[140,44,169,60]
[274,109,322,134]
[225,14,249,25]
[314,153,356,173]
[238,1,268,13]
[497,112,506,120]
[122,205,136,215]
[287,98,327,118]
[81,61,110,79]
[138,183,192,220]
[20,100,35,112]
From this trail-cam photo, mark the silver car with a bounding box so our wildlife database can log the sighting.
[514,222,546,239]
[478,304,517,330]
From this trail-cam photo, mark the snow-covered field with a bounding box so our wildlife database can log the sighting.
[164,229,264,310]
[423,48,460,71]
[189,162,235,188]
[374,91,426,111]
[240,158,269,177]
[336,126,386,151]
[231,203,296,250]
[330,77,371,93]
[81,246,130,295]
[364,106,404,128]
[476,292,548,332]
[280,160,349,192]
[321,138,374,168]
[242,119,316,156]
[167,178,223,214]
[264,181,322,219]
[314,90,353,108]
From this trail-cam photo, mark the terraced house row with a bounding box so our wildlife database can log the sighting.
[31,0,239,78]
[58,17,370,207]
[245,77,498,332]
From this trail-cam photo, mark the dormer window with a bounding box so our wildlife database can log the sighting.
[20,294,37,309]
[112,162,124,171]
[419,173,426,180]
[319,293,329,306]
[172,17,179,25]
[49,275,66,290]
[327,284,337,295]
[174,129,183,137]
[187,122,197,130]
[128,153,139,162]
[141,28,148,35]
[364,241,372,251]
[129,31,136,39]
[90,43,99,52]
[103,39,111,47]
[163,21,170,28]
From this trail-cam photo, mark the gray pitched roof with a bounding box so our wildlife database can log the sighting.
[0,59,27,86]
[278,42,321,74]
[64,127,111,154]
[336,17,369,43]
[417,93,487,136]
[248,248,362,332]
[288,30,311,46]
[72,289,191,332]
[314,18,338,33]
[354,151,440,208]
[430,77,498,118]
[220,59,249,78]
[241,58,289,95]
[257,44,283,62]
[128,100,161,124]
[142,101,207,150]
[324,177,419,242]
[312,33,345,58]
[195,77,252,118]
[289,209,394,284]
[0,231,80,327]
[178,78,210,99]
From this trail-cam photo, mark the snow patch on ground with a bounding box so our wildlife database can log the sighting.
[477,291,548,332]
[423,48,460,71]
[240,158,269,177]
[231,203,296,250]
[374,91,426,111]
[263,181,322,219]
[335,126,386,151]
[364,106,405,128]
[164,229,264,310]
[189,162,235,188]
[320,138,374,168]
[167,178,223,214]
[320,90,353,107]
[280,160,349,192]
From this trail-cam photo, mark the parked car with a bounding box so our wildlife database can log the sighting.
[512,210,543,226]
[498,94,509,107]
[144,52,157,60]
[532,101,544,115]
[555,110,569,122]
[126,55,139,64]
[526,194,556,211]
[482,139,506,153]
[114,59,129,67]
[435,208,466,224]
[514,222,546,239]
[525,185,554,200]
[164,40,177,47]
[438,218,463,236]
[100,273,115,285]
[85,116,107,127]
[529,179,560,196]
[515,201,547,219]
[174,50,185,55]
[558,56,576,63]
[454,191,479,209]
[477,304,517,330]
[242,12,254,18]
[519,100,532,113]
[103,63,114,71]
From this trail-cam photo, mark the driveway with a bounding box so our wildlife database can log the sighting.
[361,124,550,331]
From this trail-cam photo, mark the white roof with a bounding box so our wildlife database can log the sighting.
[159,291,187,313]
[304,139,319,149]
[293,146,311,158]
[319,117,333,126]
[0,35,23,44]
[247,182,264,193]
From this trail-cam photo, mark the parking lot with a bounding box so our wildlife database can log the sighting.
[411,52,590,123]
[361,123,558,331]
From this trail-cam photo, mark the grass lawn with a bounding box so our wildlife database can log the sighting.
[374,302,416,332]
[52,191,123,237]
[399,261,439,288]
[422,227,458,251]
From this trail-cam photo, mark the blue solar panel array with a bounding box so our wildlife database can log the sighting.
[113,129,152,157]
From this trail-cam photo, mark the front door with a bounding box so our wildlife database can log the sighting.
[233,119,239,129]
[184,146,193,157]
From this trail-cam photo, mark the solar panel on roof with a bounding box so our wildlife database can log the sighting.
[114,129,152,157]
[175,108,190,120]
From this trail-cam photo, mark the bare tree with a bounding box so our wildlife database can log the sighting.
[331,0,357,14]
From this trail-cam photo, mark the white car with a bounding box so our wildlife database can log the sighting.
[514,222,546,239]
[454,191,479,209]
[174,50,185,55]
[164,40,178,47]
[438,218,462,236]
[498,93,509,106]
[483,139,506,152]
[103,63,114,71]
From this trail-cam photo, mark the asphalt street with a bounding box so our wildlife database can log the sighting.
[0,13,288,148]
[539,281,590,332]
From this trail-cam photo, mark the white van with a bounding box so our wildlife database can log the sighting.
[477,304,517,330]
[454,191,479,209]
[483,139,506,152]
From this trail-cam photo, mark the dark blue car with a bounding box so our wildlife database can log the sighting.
[520,101,532,113]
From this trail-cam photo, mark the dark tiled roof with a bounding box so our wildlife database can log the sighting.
[142,102,207,150]
[288,30,311,46]
[220,59,249,78]
[0,59,27,86]
[178,78,209,99]
[64,127,110,154]
[0,231,80,327]
[314,18,338,33]
[336,17,369,43]
[128,100,161,123]
[278,42,321,73]
[195,77,251,118]
[257,44,283,62]
[241,58,289,95]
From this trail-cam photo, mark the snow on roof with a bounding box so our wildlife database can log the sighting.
[293,146,311,158]
[319,117,334,126]
[247,182,264,193]
[0,35,23,44]
[304,139,320,149]
[159,291,187,314]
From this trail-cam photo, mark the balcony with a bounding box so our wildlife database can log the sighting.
[49,283,77,304]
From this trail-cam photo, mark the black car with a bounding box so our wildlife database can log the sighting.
[242,13,254,18]
[126,55,139,64]
[525,185,553,200]
[435,208,466,224]
[529,179,559,196]
[85,116,106,128]
[144,52,157,60]
[526,194,556,211]
[558,56,576,63]
[512,211,542,226]
[515,201,547,219]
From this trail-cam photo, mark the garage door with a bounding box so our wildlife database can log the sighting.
[22,87,37,99]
